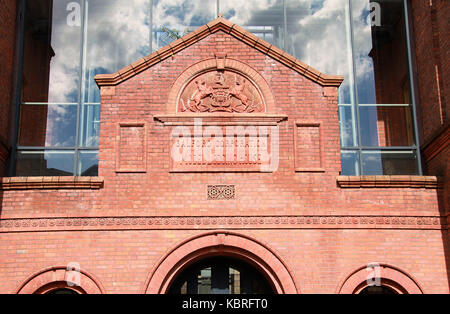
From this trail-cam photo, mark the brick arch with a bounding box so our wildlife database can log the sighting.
[15,266,105,294]
[143,231,298,294]
[166,58,276,113]
[337,263,424,294]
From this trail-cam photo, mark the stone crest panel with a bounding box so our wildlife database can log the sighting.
[178,70,265,113]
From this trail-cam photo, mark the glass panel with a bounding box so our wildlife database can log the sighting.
[78,150,98,176]
[286,0,353,105]
[351,0,411,105]
[222,0,284,48]
[18,104,78,147]
[197,267,212,294]
[22,0,82,103]
[168,257,273,294]
[359,105,414,147]
[352,0,415,149]
[79,104,100,147]
[84,0,152,103]
[339,105,356,147]
[361,150,418,175]
[229,268,241,294]
[16,150,75,176]
[153,0,216,50]
[341,150,359,175]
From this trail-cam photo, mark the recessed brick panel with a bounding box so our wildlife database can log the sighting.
[294,122,323,172]
[116,123,147,173]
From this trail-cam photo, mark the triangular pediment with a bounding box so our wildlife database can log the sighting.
[94,16,343,88]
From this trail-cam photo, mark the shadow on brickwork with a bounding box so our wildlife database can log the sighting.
[432,162,450,292]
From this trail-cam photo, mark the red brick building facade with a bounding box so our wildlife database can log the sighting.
[0,1,448,294]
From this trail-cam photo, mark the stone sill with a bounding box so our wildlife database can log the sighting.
[337,176,440,189]
[0,177,104,190]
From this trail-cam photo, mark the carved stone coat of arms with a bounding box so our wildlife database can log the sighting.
[178,70,265,113]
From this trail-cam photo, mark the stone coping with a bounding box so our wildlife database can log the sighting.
[337,176,440,189]
[0,176,440,190]
[0,177,104,190]
[154,113,288,125]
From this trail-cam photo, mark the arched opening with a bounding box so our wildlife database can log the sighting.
[16,266,105,294]
[33,281,87,294]
[337,264,423,294]
[352,278,408,295]
[144,232,298,294]
[168,256,274,295]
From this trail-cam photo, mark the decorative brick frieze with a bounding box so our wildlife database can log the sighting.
[337,176,440,189]
[0,215,445,233]
[0,177,104,190]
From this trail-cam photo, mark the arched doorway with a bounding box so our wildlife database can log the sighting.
[144,231,298,294]
[168,257,274,294]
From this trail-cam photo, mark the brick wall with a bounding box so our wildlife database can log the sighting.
[0,229,448,294]
[411,0,449,216]
[411,0,448,142]
[0,24,447,293]
[0,0,17,176]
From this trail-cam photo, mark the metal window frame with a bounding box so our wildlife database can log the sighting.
[9,0,26,177]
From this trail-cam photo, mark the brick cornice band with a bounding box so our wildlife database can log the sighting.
[94,17,344,88]
[337,176,440,189]
[0,177,104,190]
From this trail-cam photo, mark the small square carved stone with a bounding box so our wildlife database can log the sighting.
[208,185,235,200]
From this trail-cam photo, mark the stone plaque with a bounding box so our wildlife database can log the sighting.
[170,125,275,172]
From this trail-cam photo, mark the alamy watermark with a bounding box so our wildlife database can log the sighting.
[170,119,279,172]
[67,2,81,27]
[66,262,81,287]
[367,2,381,27]
[366,262,382,287]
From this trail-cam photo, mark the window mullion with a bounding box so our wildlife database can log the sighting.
[403,0,423,175]
[346,0,362,176]
[74,0,89,176]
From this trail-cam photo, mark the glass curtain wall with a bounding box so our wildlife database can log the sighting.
[14,0,420,176]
